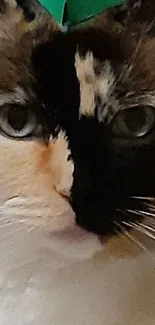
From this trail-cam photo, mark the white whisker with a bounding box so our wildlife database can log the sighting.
[144,216,155,226]
[147,204,155,212]
[131,222,155,241]
[119,208,155,221]
[115,221,155,263]
[0,226,26,240]
[122,220,133,228]
[138,210,155,218]
[0,216,11,223]
[0,217,33,230]
[126,209,143,217]
[113,221,137,248]
[131,196,154,201]
[125,208,155,219]
[0,221,18,229]
[28,225,40,233]
[138,222,155,234]
[123,221,155,241]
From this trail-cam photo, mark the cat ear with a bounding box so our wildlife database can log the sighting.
[0,0,17,13]
[0,0,25,35]
[0,0,59,44]
[126,0,155,24]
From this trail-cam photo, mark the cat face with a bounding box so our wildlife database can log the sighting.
[33,0,155,236]
[0,0,75,232]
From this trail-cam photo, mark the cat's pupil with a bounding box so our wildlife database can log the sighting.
[124,107,146,132]
[7,107,28,131]
[124,106,153,136]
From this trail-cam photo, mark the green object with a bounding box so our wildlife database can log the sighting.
[39,0,124,25]
[39,0,66,23]
[67,0,124,25]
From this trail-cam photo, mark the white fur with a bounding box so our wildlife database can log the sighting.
[98,61,115,103]
[0,87,28,107]
[97,61,120,122]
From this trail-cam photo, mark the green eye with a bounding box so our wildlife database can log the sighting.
[112,105,155,138]
[0,104,39,139]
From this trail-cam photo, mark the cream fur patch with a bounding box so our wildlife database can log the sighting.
[75,51,116,121]
[75,52,96,118]
[50,131,74,197]
[0,130,74,232]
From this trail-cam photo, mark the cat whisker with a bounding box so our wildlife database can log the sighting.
[122,220,133,228]
[143,216,155,226]
[0,215,12,223]
[138,222,155,234]
[122,221,155,241]
[27,224,40,233]
[0,221,22,230]
[0,221,41,240]
[0,217,33,230]
[130,196,154,201]
[137,210,155,218]
[117,208,155,223]
[125,208,155,220]
[146,204,155,212]
[113,222,137,248]
[0,207,69,221]
[113,220,155,262]
[0,226,27,240]
[114,220,155,263]
[126,209,143,216]
[133,223,155,241]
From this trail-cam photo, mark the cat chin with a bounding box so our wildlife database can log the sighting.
[42,223,103,260]
[0,192,103,260]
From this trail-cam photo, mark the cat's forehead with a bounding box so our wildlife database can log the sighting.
[0,34,38,109]
[75,33,155,123]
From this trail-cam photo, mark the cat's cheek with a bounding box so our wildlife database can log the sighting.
[0,133,75,232]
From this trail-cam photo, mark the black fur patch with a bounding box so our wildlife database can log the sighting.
[32,9,155,235]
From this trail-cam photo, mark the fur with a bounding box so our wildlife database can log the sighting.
[0,0,76,233]
[0,0,155,238]
[0,3,153,325]
[32,0,155,235]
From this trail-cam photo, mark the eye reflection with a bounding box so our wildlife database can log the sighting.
[112,105,155,138]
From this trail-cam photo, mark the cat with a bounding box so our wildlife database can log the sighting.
[32,0,155,238]
[0,3,154,325]
[0,0,155,243]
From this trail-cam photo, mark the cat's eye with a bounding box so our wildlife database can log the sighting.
[112,105,155,138]
[0,104,39,138]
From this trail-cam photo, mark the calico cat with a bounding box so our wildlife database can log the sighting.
[33,0,155,236]
[0,0,154,240]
